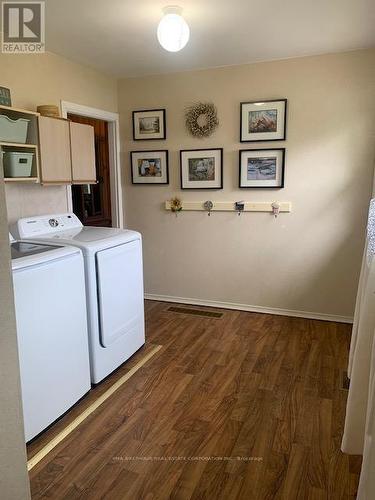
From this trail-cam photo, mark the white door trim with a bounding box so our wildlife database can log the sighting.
[60,100,124,228]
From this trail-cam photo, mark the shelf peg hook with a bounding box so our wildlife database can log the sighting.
[204,200,213,216]
[235,201,245,216]
[271,202,280,218]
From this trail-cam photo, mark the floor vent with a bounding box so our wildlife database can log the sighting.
[167,306,223,319]
[342,371,350,390]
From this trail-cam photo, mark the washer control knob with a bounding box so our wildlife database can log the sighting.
[49,218,59,227]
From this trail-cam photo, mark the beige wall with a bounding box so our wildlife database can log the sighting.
[2,49,374,319]
[1,51,118,224]
[0,164,30,499]
[119,49,375,319]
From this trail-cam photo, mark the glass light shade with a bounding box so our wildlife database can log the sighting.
[157,12,190,52]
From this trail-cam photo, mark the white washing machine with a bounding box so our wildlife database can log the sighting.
[10,235,91,441]
[13,214,145,384]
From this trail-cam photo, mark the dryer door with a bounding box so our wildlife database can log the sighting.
[96,239,144,347]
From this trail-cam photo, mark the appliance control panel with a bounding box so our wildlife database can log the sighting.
[16,213,83,238]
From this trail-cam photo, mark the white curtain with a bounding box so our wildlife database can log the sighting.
[342,199,375,499]
[347,243,368,377]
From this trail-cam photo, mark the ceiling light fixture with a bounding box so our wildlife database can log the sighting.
[157,6,190,53]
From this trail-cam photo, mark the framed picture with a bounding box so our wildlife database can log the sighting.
[240,99,287,142]
[132,109,166,140]
[180,148,223,190]
[130,150,169,185]
[239,148,285,188]
[0,87,11,106]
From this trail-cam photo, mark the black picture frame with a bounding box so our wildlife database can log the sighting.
[240,98,287,142]
[0,87,11,107]
[239,148,285,189]
[130,150,169,185]
[180,148,223,190]
[132,109,166,141]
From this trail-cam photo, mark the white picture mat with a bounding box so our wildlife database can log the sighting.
[181,149,222,189]
[241,100,286,141]
[134,110,164,139]
[240,149,283,187]
[132,151,168,183]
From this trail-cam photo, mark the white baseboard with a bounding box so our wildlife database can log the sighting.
[144,293,353,324]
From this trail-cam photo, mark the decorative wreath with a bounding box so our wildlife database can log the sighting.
[185,102,219,138]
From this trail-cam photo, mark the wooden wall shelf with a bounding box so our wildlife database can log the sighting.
[165,201,292,213]
[0,104,39,116]
[4,177,39,183]
[0,105,41,183]
[0,142,38,149]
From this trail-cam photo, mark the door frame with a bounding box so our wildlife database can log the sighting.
[60,101,124,228]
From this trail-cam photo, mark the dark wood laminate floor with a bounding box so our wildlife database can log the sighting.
[28,301,361,499]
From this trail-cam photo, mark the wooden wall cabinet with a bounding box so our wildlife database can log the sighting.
[38,116,96,185]
[70,122,96,185]
[39,116,72,185]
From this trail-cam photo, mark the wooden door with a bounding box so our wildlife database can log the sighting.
[70,122,96,184]
[39,116,72,184]
[68,114,112,227]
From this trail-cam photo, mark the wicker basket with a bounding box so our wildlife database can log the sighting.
[37,105,60,118]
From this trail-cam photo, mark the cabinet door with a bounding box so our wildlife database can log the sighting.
[70,122,96,184]
[38,116,72,184]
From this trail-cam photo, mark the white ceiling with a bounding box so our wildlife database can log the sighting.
[45,0,375,78]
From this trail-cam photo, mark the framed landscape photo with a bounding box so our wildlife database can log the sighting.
[130,150,169,185]
[132,109,166,140]
[240,99,287,142]
[180,148,223,190]
[239,148,285,188]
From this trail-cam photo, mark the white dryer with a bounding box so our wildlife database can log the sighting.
[10,235,91,441]
[14,214,145,384]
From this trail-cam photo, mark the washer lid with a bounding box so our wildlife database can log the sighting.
[52,226,132,242]
[11,241,80,270]
[30,227,141,252]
